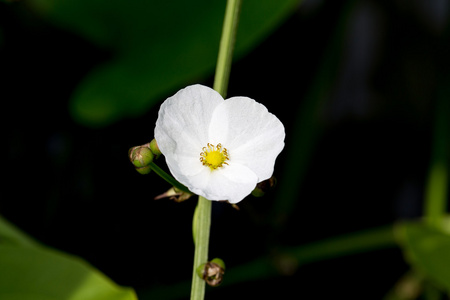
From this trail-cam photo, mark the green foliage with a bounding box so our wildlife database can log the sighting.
[0,215,40,248]
[397,221,450,293]
[30,0,299,127]
[0,216,137,300]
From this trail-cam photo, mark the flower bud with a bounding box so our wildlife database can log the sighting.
[135,165,152,175]
[129,144,154,174]
[149,139,162,159]
[210,258,226,270]
[251,176,277,197]
[196,258,226,287]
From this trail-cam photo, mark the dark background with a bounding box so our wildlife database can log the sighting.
[2,0,449,298]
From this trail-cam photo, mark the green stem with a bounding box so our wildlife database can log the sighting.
[424,92,449,229]
[148,162,190,194]
[213,0,241,98]
[424,163,447,228]
[190,197,212,300]
[190,1,241,299]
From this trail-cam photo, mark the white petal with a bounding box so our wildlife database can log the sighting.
[154,84,224,182]
[186,163,258,203]
[164,150,204,188]
[208,96,285,181]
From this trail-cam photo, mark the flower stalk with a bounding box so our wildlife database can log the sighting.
[190,0,242,299]
[190,196,211,299]
[213,0,241,98]
[147,162,191,194]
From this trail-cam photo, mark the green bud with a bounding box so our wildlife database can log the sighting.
[251,176,277,197]
[210,258,226,271]
[196,258,226,287]
[129,145,154,174]
[149,139,162,159]
[135,165,152,175]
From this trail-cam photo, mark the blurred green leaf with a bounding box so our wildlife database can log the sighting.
[0,216,137,300]
[397,221,450,293]
[30,0,300,127]
[0,245,138,300]
[0,215,40,247]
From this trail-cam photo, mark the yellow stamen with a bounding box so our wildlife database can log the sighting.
[200,143,229,170]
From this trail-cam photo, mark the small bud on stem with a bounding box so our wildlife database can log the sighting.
[196,258,226,287]
[129,144,154,174]
[149,139,161,159]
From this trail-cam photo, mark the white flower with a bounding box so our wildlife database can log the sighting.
[154,84,285,204]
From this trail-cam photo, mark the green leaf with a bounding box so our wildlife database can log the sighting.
[0,245,138,300]
[30,0,300,127]
[0,215,40,248]
[0,216,137,300]
[397,221,450,292]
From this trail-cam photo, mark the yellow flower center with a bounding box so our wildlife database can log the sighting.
[200,143,229,170]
